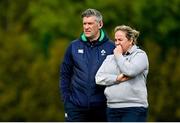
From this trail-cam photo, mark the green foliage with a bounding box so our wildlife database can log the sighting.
[0,0,180,121]
[145,41,180,121]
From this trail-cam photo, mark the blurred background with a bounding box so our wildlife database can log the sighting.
[0,0,179,121]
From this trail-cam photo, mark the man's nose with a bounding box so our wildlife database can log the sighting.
[84,24,89,29]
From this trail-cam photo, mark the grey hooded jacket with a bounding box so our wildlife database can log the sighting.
[95,45,149,108]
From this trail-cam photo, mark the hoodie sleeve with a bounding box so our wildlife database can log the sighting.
[114,50,149,77]
[60,44,73,102]
[95,56,118,86]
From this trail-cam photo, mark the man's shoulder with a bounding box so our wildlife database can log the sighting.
[106,39,114,45]
[68,39,84,47]
[102,40,115,49]
[71,39,81,44]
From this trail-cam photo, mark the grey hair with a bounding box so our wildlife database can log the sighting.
[81,8,103,22]
[114,25,140,44]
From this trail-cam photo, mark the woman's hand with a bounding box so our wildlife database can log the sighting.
[114,45,123,56]
[116,74,129,83]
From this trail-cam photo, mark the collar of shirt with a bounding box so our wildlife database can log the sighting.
[89,40,98,45]
[86,40,98,47]
[124,45,138,55]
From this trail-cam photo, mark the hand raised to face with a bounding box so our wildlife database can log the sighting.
[113,44,123,56]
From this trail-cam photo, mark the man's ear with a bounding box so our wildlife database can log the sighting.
[98,21,103,29]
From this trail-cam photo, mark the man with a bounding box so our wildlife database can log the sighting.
[60,8,115,121]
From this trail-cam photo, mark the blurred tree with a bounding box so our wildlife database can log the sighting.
[145,41,180,121]
[0,28,68,121]
[0,30,35,121]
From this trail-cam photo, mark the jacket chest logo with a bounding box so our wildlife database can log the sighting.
[101,49,106,56]
[78,49,84,54]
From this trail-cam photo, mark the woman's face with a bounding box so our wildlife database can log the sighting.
[114,30,133,53]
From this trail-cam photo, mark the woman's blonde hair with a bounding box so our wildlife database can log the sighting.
[114,25,140,44]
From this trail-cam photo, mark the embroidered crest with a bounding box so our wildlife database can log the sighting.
[101,49,106,56]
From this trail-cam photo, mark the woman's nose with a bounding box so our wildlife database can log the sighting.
[115,42,120,46]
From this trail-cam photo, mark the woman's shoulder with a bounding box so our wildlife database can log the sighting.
[106,54,114,60]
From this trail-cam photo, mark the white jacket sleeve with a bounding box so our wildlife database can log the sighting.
[95,56,119,86]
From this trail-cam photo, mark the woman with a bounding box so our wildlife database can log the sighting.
[95,25,149,122]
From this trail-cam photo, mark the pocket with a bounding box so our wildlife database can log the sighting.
[64,100,75,111]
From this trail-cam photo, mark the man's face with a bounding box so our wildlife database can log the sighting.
[83,16,101,41]
[114,30,132,53]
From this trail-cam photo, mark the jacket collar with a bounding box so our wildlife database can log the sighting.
[125,45,139,55]
[80,29,105,42]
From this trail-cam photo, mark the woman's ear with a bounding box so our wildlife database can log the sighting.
[130,40,134,45]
